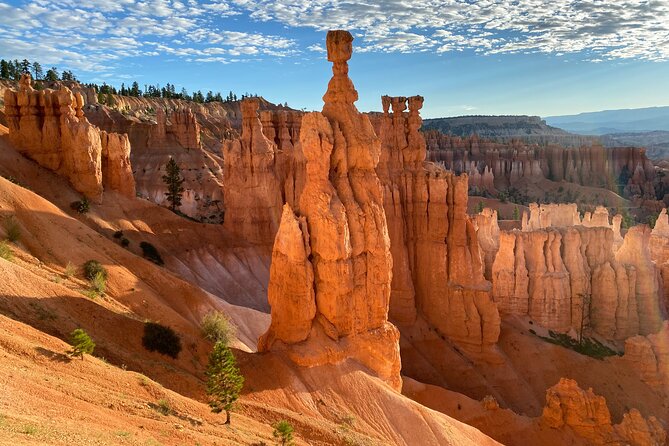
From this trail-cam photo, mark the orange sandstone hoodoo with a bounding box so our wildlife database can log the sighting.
[257,30,402,390]
[3,73,135,201]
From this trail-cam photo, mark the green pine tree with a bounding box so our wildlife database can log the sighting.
[162,158,185,212]
[475,201,484,213]
[68,328,95,359]
[205,342,244,424]
[512,205,520,220]
[273,420,295,445]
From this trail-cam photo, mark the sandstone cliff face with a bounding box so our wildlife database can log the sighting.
[4,74,135,200]
[258,31,401,390]
[541,378,666,446]
[100,130,136,198]
[372,96,500,354]
[222,98,284,246]
[149,107,201,150]
[650,208,669,312]
[623,322,669,398]
[479,207,664,339]
[426,131,656,199]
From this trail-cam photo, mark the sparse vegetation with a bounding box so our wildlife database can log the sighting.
[83,260,108,281]
[64,261,76,278]
[121,238,130,248]
[156,399,171,416]
[140,241,164,265]
[21,424,38,435]
[3,217,21,242]
[70,197,90,214]
[0,241,13,261]
[201,311,236,346]
[475,201,484,213]
[90,271,107,295]
[272,420,295,446]
[68,328,95,359]
[533,330,621,360]
[206,341,244,424]
[113,230,124,239]
[142,322,182,358]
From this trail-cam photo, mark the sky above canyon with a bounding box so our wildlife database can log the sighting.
[1,0,668,118]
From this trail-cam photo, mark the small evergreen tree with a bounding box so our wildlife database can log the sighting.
[68,328,95,359]
[512,205,520,220]
[0,59,10,79]
[475,201,484,213]
[31,62,43,80]
[162,158,185,212]
[272,420,294,446]
[45,67,59,81]
[205,342,244,424]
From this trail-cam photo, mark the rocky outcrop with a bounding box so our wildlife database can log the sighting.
[541,378,666,445]
[426,131,656,199]
[4,74,135,200]
[223,98,283,245]
[149,107,201,150]
[650,208,669,312]
[258,31,401,390]
[480,208,664,339]
[623,322,669,397]
[100,130,135,197]
[372,96,500,354]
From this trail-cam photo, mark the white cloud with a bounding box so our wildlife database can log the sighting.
[233,0,669,61]
[1,0,667,81]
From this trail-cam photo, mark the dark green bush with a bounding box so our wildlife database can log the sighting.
[82,260,108,281]
[142,322,182,358]
[70,197,90,214]
[140,241,164,266]
[121,238,130,247]
[113,230,123,239]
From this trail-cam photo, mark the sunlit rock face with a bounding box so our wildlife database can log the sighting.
[541,378,666,446]
[426,131,656,199]
[4,73,135,201]
[258,30,401,391]
[477,207,664,340]
[371,95,500,355]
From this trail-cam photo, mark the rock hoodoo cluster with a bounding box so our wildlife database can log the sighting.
[257,31,401,389]
[476,205,664,339]
[4,74,135,200]
[222,98,284,245]
[426,131,656,199]
[541,378,666,445]
[371,95,500,353]
[149,107,201,150]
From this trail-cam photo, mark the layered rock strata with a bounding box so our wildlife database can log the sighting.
[426,131,656,199]
[541,378,666,445]
[222,98,284,245]
[372,95,500,353]
[478,208,664,338]
[623,321,669,399]
[4,74,135,200]
[258,31,401,389]
[149,107,201,150]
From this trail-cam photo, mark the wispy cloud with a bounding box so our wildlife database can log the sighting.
[234,0,669,61]
[0,0,667,80]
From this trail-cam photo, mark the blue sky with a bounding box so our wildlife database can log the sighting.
[1,0,668,118]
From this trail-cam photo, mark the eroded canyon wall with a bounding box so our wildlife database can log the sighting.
[426,131,656,199]
[258,31,401,389]
[478,206,664,339]
[371,95,500,354]
[3,74,135,200]
[541,378,666,445]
